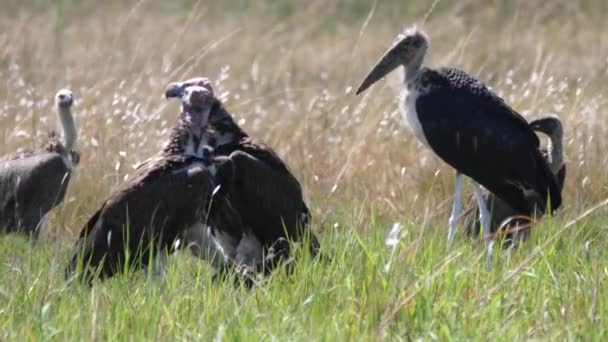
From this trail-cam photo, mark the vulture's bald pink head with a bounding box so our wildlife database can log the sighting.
[165,77,214,99]
[180,85,214,128]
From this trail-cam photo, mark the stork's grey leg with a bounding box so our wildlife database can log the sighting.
[151,251,168,279]
[472,182,494,271]
[33,212,48,238]
[448,172,463,243]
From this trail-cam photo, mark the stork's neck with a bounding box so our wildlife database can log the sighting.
[404,55,425,86]
[547,129,564,174]
[57,105,77,151]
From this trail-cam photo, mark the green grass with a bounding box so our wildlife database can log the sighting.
[1,212,607,340]
[1,0,608,339]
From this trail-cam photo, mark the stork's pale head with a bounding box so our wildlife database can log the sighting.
[529,115,563,137]
[55,89,74,108]
[165,77,214,99]
[180,85,214,129]
[356,26,428,95]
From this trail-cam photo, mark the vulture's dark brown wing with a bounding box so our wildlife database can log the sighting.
[68,154,215,280]
[222,145,312,248]
[237,138,295,176]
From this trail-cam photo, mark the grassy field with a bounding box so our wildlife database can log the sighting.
[1,0,608,339]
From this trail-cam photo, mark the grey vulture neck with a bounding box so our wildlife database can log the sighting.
[57,101,77,152]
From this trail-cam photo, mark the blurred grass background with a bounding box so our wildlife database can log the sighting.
[0,0,608,339]
[1,0,607,239]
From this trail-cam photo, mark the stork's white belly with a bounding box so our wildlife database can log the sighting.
[400,88,430,147]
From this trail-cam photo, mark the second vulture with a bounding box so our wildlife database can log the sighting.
[0,89,79,237]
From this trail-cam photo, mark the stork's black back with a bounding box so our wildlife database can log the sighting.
[414,67,561,214]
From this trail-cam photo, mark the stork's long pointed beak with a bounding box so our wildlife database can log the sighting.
[165,82,184,99]
[356,43,404,95]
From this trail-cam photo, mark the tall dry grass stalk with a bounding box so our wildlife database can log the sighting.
[0,0,606,240]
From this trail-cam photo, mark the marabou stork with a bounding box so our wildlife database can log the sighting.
[356,27,561,269]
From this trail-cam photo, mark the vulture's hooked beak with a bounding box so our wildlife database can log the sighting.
[356,38,408,95]
[166,77,214,99]
[165,82,184,99]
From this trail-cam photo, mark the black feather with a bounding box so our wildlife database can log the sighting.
[414,67,561,214]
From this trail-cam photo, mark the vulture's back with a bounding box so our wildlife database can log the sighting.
[0,152,71,235]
